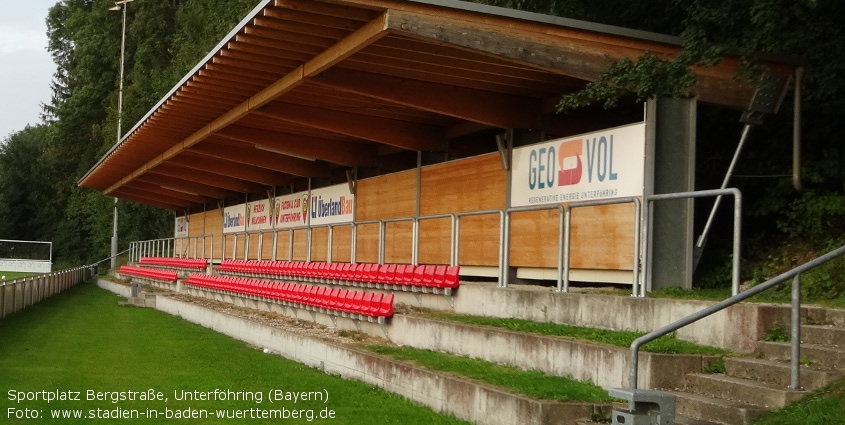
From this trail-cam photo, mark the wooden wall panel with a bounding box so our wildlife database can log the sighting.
[357,170,416,221]
[417,218,451,265]
[260,231,275,260]
[420,153,506,214]
[384,221,413,264]
[225,234,246,259]
[508,204,635,270]
[331,225,353,263]
[310,227,328,262]
[354,224,380,264]
[204,210,223,261]
[247,233,260,259]
[275,230,292,260]
[188,212,204,237]
[292,229,308,260]
[457,215,501,266]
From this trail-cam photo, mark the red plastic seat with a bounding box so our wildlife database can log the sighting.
[376,294,394,317]
[442,266,460,288]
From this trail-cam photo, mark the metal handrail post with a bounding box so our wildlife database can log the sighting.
[790,274,801,390]
[627,243,845,390]
[645,188,742,295]
[502,211,511,288]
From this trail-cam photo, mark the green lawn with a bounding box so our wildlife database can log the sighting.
[0,282,468,425]
[0,271,36,281]
[365,345,615,403]
[423,311,731,355]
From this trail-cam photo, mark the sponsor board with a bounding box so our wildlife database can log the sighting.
[246,198,274,232]
[222,204,246,234]
[510,122,646,207]
[309,184,354,226]
[273,192,309,229]
[174,216,188,238]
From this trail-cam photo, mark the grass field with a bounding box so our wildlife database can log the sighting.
[0,282,468,425]
[0,271,36,281]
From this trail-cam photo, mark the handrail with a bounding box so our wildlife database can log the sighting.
[504,197,641,292]
[644,188,742,296]
[628,243,845,391]
[565,197,641,295]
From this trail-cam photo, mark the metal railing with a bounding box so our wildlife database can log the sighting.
[644,189,742,296]
[627,243,845,391]
[503,197,641,292]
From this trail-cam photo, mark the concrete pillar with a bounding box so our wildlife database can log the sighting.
[645,97,697,290]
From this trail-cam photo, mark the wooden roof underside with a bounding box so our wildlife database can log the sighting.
[79,0,794,211]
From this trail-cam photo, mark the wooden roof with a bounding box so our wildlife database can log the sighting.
[79,0,795,210]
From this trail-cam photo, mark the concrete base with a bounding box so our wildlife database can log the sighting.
[155,294,611,425]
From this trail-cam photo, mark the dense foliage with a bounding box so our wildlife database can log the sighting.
[0,0,842,288]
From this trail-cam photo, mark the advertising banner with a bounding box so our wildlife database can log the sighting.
[309,184,354,226]
[222,203,246,234]
[246,198,274,232]
[274,192,310,229]
[174,216,188,238]
[510,122,646,207]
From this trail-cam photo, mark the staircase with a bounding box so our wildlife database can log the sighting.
[666,308,845,425]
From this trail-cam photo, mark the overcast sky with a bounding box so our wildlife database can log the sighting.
[0,0,59,141]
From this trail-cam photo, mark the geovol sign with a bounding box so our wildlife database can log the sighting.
[510,123,646,207]
[220,184,355,234]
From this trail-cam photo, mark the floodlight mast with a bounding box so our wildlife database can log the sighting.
[110,0,134,270]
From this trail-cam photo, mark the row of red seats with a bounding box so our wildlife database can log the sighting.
[139,257,208,270]
[118,265,178,282]
[185,274,394,321]
[217,260,459,291]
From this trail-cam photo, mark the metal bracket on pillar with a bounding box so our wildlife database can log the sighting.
[496,129,513,170]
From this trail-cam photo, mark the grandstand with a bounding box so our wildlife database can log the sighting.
[55,1,845,425]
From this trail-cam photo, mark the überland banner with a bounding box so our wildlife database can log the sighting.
[246,198,274,231]
[222,203,246,234]
[274,192,309,229]
[510,122,646,207]
[174,216,188,238]
[309,184,354,226]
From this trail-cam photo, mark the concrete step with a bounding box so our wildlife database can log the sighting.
[801,324,845,347]
[668,390,768,425]
[823,308,845,327]
[725,357,843,391]
[673,414,722,425]
[683,373,807,409]
[758,341,845,370]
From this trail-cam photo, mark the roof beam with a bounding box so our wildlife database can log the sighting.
[117,186,195,209]
[111,190,184,211]
[217,125,377,167]
[150,163,266,194]
[187,142,330,178]
[311,67,541,128]
[128,180,215,204]
[170,154,293,188]
[136,174,231,200]
[254,101,446,152]
[104,12,390,195]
